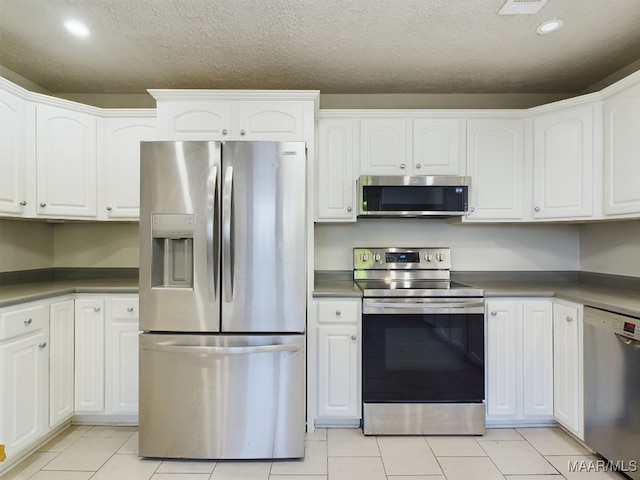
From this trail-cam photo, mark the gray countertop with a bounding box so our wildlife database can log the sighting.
[313,271,640,318]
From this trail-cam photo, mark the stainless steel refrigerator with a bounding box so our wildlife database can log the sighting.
[138,141,306,459]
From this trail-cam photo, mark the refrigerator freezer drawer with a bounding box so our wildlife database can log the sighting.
[138,333,305,459]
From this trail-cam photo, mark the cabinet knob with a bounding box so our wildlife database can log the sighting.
[39,202,47,208]
[346,206,352,212]
[534,206,541,212]
[335,310,341,316]
[491,311,497,316]
[400,163,406,169]
[222,129,228,135]
[240,129,246,136]
[106,206,112,211]
[93,307,101,313]
[127,307,134,313]
[566,316,573,322]
[415,163,421,169]
[19,200,27,206]
[351,335,357,341]
[39,342,47,349]
[24,318,33,325]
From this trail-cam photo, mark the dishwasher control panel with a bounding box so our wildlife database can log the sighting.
[584,307,640,341]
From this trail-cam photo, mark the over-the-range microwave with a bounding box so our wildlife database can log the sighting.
[357,175,471,218]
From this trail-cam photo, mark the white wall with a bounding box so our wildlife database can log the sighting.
[580,220,640,277]
[315,220,580,271]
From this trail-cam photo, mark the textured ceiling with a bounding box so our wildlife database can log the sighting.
[1,0,640,95]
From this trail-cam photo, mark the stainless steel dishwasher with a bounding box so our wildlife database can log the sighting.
[584,306,640,479]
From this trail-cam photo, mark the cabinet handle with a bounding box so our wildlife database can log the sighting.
[127,307,134,313]
[351,335,357,341]
[106,206,112,211]
[93,307,101,313]
[400,163,406,169]
[20,200,27,206]
[222,129,228,135]
[346,206,352,212]
[240,129,246,136]
[39,342,47,349]
[24,318,33,325]
[534,206,541,212]
[566,316,573,322]
[491,311,497,316]
[335,310,341,316]
[415,163,421,169]
[39,202,47,208]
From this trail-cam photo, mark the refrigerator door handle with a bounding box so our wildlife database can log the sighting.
[206,165,218,303]
[223,165,234,303]
[142,342,301,356]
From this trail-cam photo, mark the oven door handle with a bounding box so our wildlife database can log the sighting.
[363,299,485,315]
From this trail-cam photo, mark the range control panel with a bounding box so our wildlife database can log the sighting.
[354,247,452,270]
[584,307,640,342]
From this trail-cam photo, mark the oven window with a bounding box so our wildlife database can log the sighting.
[363,313,484,403]
[362,185,467,212]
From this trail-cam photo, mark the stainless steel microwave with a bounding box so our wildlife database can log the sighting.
[357,175,470,218]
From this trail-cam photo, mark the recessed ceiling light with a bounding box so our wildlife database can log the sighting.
[64,19,90,37]
[536,18,563,35]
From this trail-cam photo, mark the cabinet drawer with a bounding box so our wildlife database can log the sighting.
[112,298,139,321]
[0,304,47,340]
[317,301,360,324]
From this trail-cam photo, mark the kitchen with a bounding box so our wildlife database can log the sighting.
[2,0,640,479]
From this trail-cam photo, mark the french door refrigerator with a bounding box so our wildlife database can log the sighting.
[138,141,306,459]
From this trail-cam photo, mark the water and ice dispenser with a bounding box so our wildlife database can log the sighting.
[151,214,195,288]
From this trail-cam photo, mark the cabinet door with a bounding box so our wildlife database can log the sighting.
[74,299,105,412]
[465,119,524,221]
[553,301,584,439]
[603,82,640,216]
[316,117,356,221]
[237,102,304,140]
[533,105,594,219]
[413,118,463,175]
[317,326,359,418]
[485,301,519,419]
[49,299,74,427]
[108,298,139,414]
[0,331,48,458]
[522,301,553,418]
[104,116,156,219]
[0,88,27,215]
[157,100,232,140]
[360,118,408,175]
[35,104,98,218]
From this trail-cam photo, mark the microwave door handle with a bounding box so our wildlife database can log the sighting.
[222,166,233,303]
[206,165,218,303]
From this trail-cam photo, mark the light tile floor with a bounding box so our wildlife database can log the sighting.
[2,425,627,480]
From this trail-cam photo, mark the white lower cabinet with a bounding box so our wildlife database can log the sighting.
[74,294,139,421]
[553,299,584,440]
[49,299,74,427]
[314,298,361,425]
[486,299,554,426]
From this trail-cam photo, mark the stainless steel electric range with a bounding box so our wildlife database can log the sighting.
[354,247,486,435]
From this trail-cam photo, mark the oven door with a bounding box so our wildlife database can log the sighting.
[362,297,486,435]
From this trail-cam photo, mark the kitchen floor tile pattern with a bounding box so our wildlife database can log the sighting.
[3,425,625,480]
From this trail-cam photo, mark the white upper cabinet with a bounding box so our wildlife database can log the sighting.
[0,85,27,215]
[359,117,408,175]
[151,90,318,142]
[464,118,524,221]
[531,103,595,220]
[102,113,156,220]
[316,116,357,221]
[603,79,640,217]
[35,103,98,218]
[413,118,464,175]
